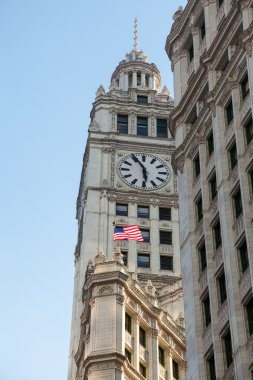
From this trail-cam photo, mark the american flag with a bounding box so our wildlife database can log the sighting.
[113,225,144,241]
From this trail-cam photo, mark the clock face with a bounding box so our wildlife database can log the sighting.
[118,153,170,190]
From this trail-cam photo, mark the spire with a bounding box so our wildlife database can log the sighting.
[134,17,138,51]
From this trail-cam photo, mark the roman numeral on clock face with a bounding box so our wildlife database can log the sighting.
[156,177,165,182]
[124,161,132,166]
[131,178,138,185]
[151,180,157,187]
[124,174,132,178]
[156,164,163,169]
[150,158,156,164]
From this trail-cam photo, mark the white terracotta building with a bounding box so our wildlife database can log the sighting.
[166,1,253,379]
[68,26,186,380]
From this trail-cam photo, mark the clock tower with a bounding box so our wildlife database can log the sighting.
[68,20,186,380]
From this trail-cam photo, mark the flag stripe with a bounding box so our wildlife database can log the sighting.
[113,224,144,241]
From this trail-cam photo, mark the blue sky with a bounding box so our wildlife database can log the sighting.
[0,1,187,379]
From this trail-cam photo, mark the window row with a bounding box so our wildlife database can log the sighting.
[117,114,168,138]
[125,313,179,379]
[117,229,172,245]
[116,203,172,220]
[122,251,174,271]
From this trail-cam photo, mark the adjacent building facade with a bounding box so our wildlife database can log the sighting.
[167,1,253,379]
[68,32,186,379]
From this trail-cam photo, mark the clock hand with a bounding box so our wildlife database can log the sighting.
[131,153,146,169]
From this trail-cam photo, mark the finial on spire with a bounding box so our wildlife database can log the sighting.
[134,17,138,51]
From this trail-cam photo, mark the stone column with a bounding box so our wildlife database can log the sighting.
[133,316,140,370]
[203,0,217,49]
[167,349,173,379]
[192,27,200,71]
[133,71,137,87]
[149,328,159,379]
[141,72,145,87]
[241,0,253,30]
[149,75,154,90]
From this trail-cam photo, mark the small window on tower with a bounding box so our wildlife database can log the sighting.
[160,255,173,270]
[137,117,148,136]
[137,205,149,219]
[137,253,150,268]
[160,231,172,245]
[116,203,128,216]
[140,229,150,243]
[137,72,141,86]
[137,95,148,105]
[157,119,168,138]
[117,115,128,134]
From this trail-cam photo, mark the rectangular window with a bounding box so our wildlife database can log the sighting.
[194,154,200,178]
[137,205,149,219]
[125,348,132,363]
[241,73,249,100]
[200,21,206,40]
[125,313,132,333]
[218,271,227,305]
[233,189,243,219]
[173,360,179,380]
[137,116,148,136]
[137,254,150,268]
[225,99,234,125]
[116,203,128,216]
[196,196,203,222]
[139,327,146,347]
[249,170,253,194]
[207,353,216,380]
[199,244,207,273]
[139,363,146,378]
[189,42,194,62]
[229,142,237,169]
[157,118,168,138]
[223,329,233,368]
[160,255,173,271]
[203,294,211,327]
[218,0,224,7]
[159,207,171,221]
[244,116,253,145]
[122,251,128,266]
[137,95,148,105]
[245,298,253,336]
[213,220,222,250]
[117,114,128,134]
[140,229,150,243]
[238,241,249,274]
[207,131,214,156]
[209,172,217,201]
[159,346,165,366]
[137,72,141,86]
[160,231,172,245]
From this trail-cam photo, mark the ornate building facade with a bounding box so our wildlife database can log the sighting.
[167,1,253,379]
[68,26,186,380]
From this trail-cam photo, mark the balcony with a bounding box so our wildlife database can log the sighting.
[159,244,173,255]
[213,246,223,275]
[159,364,168,380]
[138,218,151,228]
[159,220,172,229]
[199,268,208,296]
[139,345,148,363]
[136,242,151,252]
[115,216,128,225]
[125,331,133,349]
[114,240,129,250]
[239,267,251,301]
[232,213,244,244]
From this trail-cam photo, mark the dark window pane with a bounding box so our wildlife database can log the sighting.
[239,241,249,273]
[210,174,217,201]
[137,206,149,219]
[125,348,132,363]
[137,254,150,268]
[241,73,249,100]
[200,22,206,39]
[139,327,146,347]
[224,330,233,368]
[189,43,194,62]
[246,298,253,335]
[122,251,128,266]
[196,197,203,222]
[250,171,253,193]
[125,313,132,333]
[244,116,253,145]
[139,363,146,378]
[117,115,128,134]
[159,346,165,366]
[194,154,200,178]
[218,0,224,7]
[213,221,222,250]
[225,100,234,125]
[160,231,172,245]
[173,360,179,380]
[137,116,148,136]
[207,132,214,156]
[160,256,173,270]
[140,229,150,243]
[137,73,141,86]
[116,203,128,216]
[203,295,211,327]
[229,143,237,169]
[207,354,216,380]
[157,119,168,138]
[218,272,227,304]
[233,190,243,219]
[159,207,171,221]
[137,95,148,105]
[199,245,207,273]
